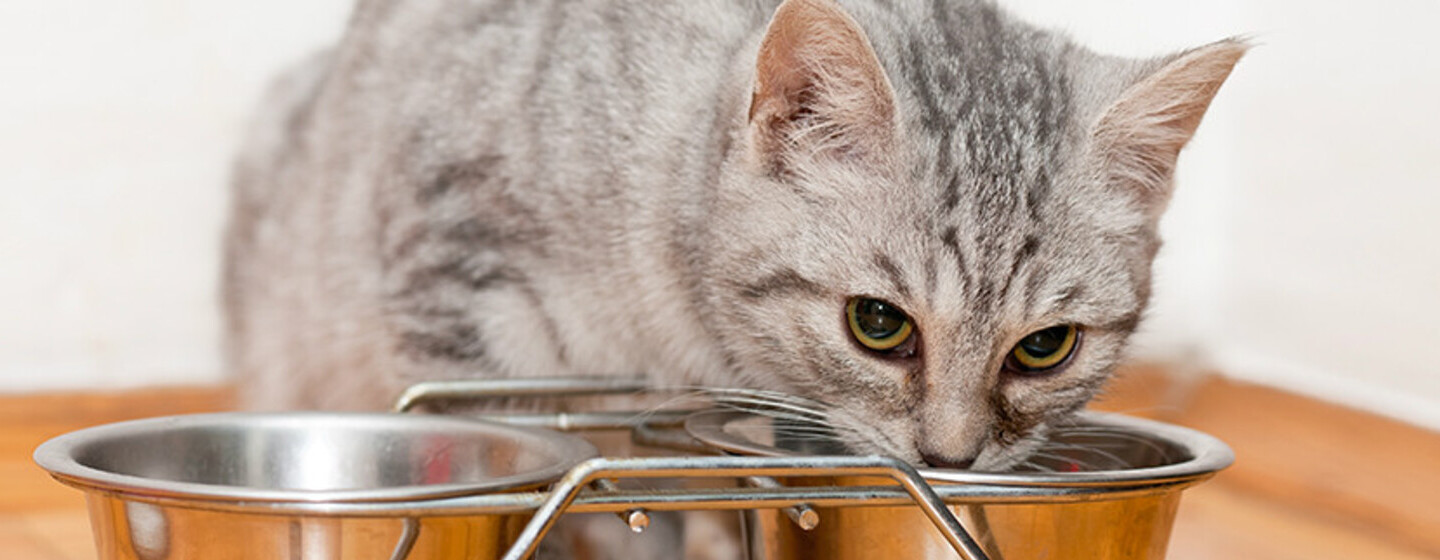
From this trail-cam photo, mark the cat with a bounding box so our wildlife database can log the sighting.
[225,0,1244,474]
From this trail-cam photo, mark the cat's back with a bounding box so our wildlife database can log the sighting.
[241,0,777,230]
[225,0,777,409]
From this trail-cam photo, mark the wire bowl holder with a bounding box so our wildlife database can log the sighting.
[389,378,1233,560]
[35,377,1232,560]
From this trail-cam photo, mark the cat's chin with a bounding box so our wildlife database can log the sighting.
[835,438,925,467]
[971,429,1057,473]
[826,419,1050,472]
[970,444,1042,472]
[835,439,1029,472]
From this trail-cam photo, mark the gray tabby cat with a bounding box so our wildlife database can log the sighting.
[226,0,1244,471]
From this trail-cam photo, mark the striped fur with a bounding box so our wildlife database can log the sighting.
[226,0,1244,473]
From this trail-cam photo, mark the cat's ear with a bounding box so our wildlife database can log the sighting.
[1093,38,1249,211]
[748,0,898,174]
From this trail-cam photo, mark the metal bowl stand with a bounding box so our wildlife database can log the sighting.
[362,378,1208,560]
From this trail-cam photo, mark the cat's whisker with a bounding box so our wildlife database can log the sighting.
[710,403,831,430]
[624,385,833,426]
[686,386,828,407]
[626,388,726,413]
[622,384,869,450]
[1025,450,1104,471]
[699,388,831,413]
[824,410,909,460]
[709,396,829,422]
[1044,427,1174,459]
[619,391,724,426]
[1028,445,1128,470]
[765,422,839,434]
[739,420,830,438]
[1035,440,1131,458]
[768,431,844,444]
[1016,459,1056,473]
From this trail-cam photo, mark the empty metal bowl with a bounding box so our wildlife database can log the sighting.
[34,412,597,560]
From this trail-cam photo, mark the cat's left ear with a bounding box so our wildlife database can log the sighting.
[1093,38,1249,214]
[748,0,899,175]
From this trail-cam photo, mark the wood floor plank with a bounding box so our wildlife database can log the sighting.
[1170,482,1433,560]
[15,509,96,560]
[0,385,232,514]
[0,513,73,560]
[1176,375,1440,556]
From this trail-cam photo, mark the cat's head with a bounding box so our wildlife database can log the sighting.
[703,0,1245,470]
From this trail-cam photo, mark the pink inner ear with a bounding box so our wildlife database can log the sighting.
[749,0,897,164]
[1093,39,1248,197]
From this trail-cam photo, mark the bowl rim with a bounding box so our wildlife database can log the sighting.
[684,410,1234,488]
[33,411,599,504]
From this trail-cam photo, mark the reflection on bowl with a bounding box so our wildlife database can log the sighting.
[34,412,597,560]
[686,410,1232,560]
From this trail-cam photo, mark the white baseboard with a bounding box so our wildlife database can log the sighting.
[1208,345,1440,432]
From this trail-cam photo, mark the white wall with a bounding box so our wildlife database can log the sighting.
[3,1,1437,430]
[0,2,351,391]
[1211,0,1440,429]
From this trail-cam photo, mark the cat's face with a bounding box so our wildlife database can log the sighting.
[708,164,1156,469]
[702,0,1244,470]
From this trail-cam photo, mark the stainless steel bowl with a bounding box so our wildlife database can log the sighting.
[34,412,597,560]
[686,411,1233,560]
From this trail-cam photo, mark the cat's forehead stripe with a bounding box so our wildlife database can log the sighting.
[883,1,1075,221]
[997,234,1041,304]
[872,252,911,299]
[938,226,973,291]
[736,268,829,301]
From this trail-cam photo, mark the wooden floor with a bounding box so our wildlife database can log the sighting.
[2,366,1436,559]
[1,387,235,559]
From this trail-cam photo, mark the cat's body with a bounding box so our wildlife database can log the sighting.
[227,0,1243,471]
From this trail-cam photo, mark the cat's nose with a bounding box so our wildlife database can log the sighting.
[919,451,975,470]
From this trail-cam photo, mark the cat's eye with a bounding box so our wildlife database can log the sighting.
[1006,325,1079,373]
[846,297,915,354]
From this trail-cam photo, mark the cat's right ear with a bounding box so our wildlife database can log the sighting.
[747,0,899,175]
[1092,38,1249,215]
